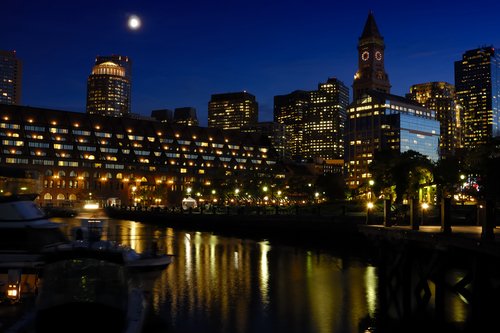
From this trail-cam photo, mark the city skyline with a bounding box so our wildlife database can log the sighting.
[3,0,500,126]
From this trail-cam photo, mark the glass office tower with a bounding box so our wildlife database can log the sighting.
[455,47,500,147]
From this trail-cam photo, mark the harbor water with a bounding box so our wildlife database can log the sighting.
[43,217,469,333]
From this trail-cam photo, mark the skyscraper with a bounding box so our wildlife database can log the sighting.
[352,12,391,101]
[95,55,132,114]
[0,50,22,105]
[455,47,500,147]
[86,55,131,117]
[408,82,460,157]
[304,78,349,160]
[346,13,440,188]
[274,90,309,160]
[208,92,258,129]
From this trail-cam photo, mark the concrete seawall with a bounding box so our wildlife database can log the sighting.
[104,207,369,250]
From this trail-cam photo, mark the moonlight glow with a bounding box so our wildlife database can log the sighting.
[128,15,141,30]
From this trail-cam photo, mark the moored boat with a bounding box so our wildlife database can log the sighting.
[0,194,69,302]
[35,245,146,333]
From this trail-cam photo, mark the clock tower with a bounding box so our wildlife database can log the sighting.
[352,12,391,101]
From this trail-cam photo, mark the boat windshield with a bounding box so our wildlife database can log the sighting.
[0,228,68,251]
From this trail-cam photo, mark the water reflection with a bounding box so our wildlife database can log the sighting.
[51,217,472,333]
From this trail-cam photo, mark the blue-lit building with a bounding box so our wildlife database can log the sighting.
[346,13,439,188]
[345,91,440,188]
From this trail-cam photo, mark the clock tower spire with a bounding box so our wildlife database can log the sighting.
[352,12,391,101]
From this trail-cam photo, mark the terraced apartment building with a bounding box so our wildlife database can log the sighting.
[0,104,280,207]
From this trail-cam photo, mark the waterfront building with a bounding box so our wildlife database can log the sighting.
[455,47,500,147]
[86,55,131,117]
[346,13,440,188]
[174,107,199,126]
[304,78,349,160]
[408,82,460,157]
[208,92,258,129]
[274,90,309,161]
[0,104,279,207]
[0,50,22,105]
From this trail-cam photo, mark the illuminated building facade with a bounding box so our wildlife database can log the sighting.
[0,50,22,105]
[95,55,132,113]
[0,104,279,207]
[408,82,460,157]
[304,78,349,160]
[346,13,440,188]
[455,47,500,147]
[346,92,440,187]
[86,56,131,117]
[208,92,258,129]
[274,90,309,160]
[352,12,391,101]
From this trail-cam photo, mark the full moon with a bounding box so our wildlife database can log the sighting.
[128,15,141,30]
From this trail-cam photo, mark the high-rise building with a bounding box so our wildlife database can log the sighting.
[352,12,391,101]
[274,90,309,160]
[408,82,460,157]
[455,47,500,147]
[346,13,440,188]
[304,78,349,160]
[86,56,131,117]
[208,92,258,129]
[95,55,132,113]
[174,107,199,126]
[0,50,22,105]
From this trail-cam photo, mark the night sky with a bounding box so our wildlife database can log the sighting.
[3,0,500,126]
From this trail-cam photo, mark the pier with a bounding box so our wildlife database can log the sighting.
[359,199,500,332]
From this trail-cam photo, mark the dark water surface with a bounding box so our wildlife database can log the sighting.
[52,217,469,333]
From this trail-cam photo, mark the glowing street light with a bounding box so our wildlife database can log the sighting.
[421,202,429,225]
[366,202,374,224]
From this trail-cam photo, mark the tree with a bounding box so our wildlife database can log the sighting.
[369,150,434,204]
[434,156,461,201]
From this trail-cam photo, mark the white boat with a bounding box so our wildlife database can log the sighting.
[126,251,174,271]
[71,218,174,272]
[0,194,69,302]
[35,245,146,333]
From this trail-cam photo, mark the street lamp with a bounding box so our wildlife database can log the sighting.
[421,202,429,226]
[366,202,374,224]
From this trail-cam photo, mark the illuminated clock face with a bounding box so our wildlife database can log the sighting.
[375,51,382,61]
[361,51,370,61]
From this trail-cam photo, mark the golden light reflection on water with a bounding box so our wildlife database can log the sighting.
[259,242,271,306]
[51,217,472,332]
[364,265,378,317]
